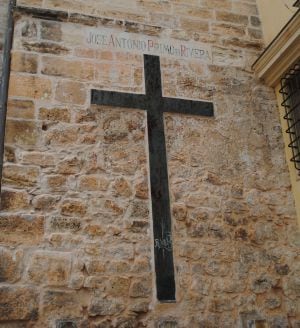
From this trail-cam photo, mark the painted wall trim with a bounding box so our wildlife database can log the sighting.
[252,10,300,87]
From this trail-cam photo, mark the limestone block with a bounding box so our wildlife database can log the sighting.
[46,175,68,191]
[45,126,79,146]
[7,99,35,119]
[57,157,82,174]
[42,290,84,317]
[38,107,71,122]
[2,164,39,187]
[49,217,81,232]
[216,11,249,25]
[8,74,52,99]
[11,51,38,74]
[0,286,38,321]
[113,177,132,197]
[88,297,125,317]
[251,275,278,294]
[211,23,246,38]
[107,276,131,296]
[4,146,16,163]
[129,277,152,298]
[61,199,87,216]
[0,189,30,210]
[41,21,62,42]
[134,179,149,199]
[5,119,41,147]
[22,40,70,55]
[33,194,60,210]
[55,80,87,105]
[78,175,109,191]
[0,214,44,245]
[19,19,38,38]
[26,251,72,286]
[42,56,94,81]
[0,248,22,283]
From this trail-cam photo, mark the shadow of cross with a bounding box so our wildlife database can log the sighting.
[91,54,214,302]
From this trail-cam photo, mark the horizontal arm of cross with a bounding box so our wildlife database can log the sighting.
[91,89,148,110]
[91,90,214,117]
[162,97,213,116]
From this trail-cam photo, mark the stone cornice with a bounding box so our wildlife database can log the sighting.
[252,10,300,87]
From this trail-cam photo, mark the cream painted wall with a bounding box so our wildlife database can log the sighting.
[256,0,298,44]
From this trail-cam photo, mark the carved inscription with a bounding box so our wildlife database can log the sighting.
[86,28,212,63]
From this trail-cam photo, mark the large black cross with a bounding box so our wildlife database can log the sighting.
[91,55,214,301]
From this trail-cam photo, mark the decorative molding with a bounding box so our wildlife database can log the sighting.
[252,11,300,87]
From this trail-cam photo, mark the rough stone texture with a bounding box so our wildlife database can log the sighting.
[0,0,299,326]
[0,286,38,321]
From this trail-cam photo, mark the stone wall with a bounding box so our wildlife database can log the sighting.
[0,0,300,327]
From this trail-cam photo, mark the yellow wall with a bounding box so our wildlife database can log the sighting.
[256,0,297,44]
[275,84,300,226]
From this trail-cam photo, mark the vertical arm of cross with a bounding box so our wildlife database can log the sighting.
[144,54,163,98]
[144,55,176,301]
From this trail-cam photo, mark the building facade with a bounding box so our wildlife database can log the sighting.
[0,0,299,327]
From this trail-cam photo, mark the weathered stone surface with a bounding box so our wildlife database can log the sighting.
[39,107,71,122]
[107,276,131,296]
[8,74,52,99]
[41,21,62,41]
[22,41,70,55]
[0,286,38,321]
[209,296,235,312]
[7,99,35,119]
[2,1,300,326]
[5,119,41,147]
[50,216,81,232]
[11,51,38,73]
[45,126,79,145]
[46,175,68,191]
[129,300,150,313]
[0,214,44,245]
[20,19,37,38]
[0,189,30,210]
[33,194,60,210]
[265,296,281,310]
[79,175,110,191]
[0,248,22,283]
[216,11,248,25]
[55,80,87,105]
[88,297,125,316]
[61,199,87,216]
[2,164,39,187]
[113,177,132,197]
[26,251,71,286]
[42,56,94,80]
[22,152,56,167]
[42,290,83,317]
[251,275,278,294]
[134,179,149,199]
[4,145,16,162]
[172,203,187,221]
[57,157,82,174]
[129,277,152,298]
[108,260,131,274]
